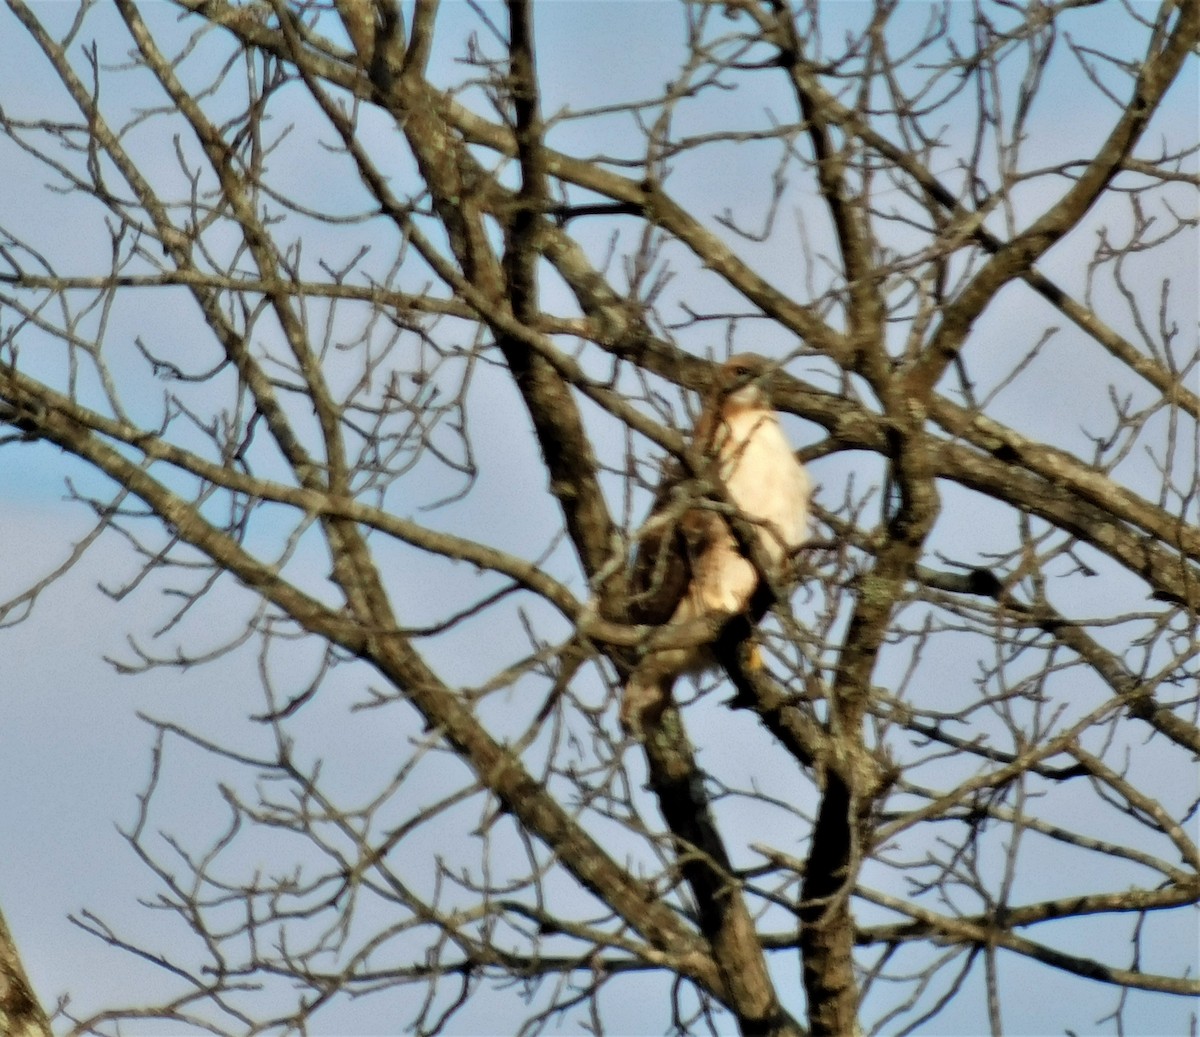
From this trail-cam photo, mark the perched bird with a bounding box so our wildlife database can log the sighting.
[620,354,811,735]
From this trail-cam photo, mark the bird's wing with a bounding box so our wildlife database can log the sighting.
[626,458,731,626]
[627,474,695,626]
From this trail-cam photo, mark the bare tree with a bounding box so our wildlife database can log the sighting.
[1,1,1197,1035]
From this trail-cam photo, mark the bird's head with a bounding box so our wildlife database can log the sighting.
[712,353,775,412]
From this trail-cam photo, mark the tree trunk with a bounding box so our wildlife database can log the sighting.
[0,907,50,1037]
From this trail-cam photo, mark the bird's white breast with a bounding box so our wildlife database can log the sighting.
[719,409,811,563]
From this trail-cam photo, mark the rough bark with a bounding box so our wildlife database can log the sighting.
[0,909,50,1037]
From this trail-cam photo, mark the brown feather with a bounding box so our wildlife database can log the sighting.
[626,466,713,625]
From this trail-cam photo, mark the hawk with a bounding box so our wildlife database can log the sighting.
[620,354,811,736]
